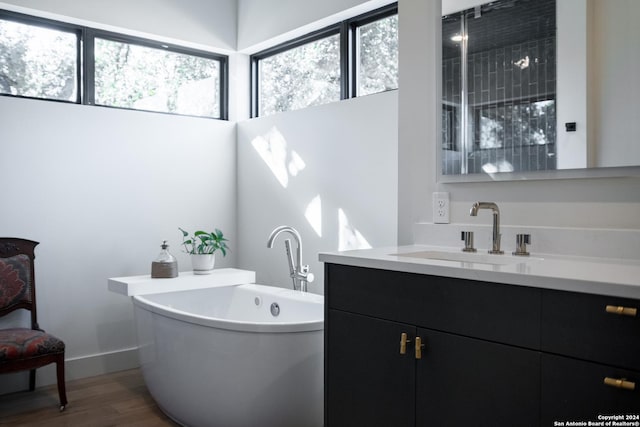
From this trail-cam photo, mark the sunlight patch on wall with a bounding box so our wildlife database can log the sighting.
[338,208,371,251]
[305,195,322,237]
[288,150,306,176]
[251,127,289,188]
[251,127,307,188]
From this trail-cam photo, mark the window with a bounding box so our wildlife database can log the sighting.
[256,30,341,117]
[354,12,398,97]
[251,3,398,117]
[0,9,228,119]
[0,12,80,102]
[92,35,225,118]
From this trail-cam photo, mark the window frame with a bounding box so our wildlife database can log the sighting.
[250,2,398,118]
[0,9,82,104]
[85,29,228,119]
[348,3,398,98]
[250,25,344,118]
[0,9,229,120]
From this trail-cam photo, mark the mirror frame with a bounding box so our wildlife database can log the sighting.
[437,161,640,183]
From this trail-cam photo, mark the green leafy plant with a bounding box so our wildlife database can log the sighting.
[179,228,229,256]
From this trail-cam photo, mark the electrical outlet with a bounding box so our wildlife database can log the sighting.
[433,192,450,224]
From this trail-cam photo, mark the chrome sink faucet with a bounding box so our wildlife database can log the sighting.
[267,226,314,292]
[469,202,504,254]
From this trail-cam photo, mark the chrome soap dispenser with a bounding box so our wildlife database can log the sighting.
[151,240,178,278]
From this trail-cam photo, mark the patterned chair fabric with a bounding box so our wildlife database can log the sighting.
[0,328,65,362]
[0,255,32,310]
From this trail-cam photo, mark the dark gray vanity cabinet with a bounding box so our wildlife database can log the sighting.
[325,263,542,427]
[324,263,640,427]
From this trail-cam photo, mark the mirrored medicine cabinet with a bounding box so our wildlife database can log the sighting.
[439,0,640,182]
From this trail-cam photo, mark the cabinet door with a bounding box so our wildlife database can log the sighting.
[326,309,415,427]
[542,353,640,424]
[416,329,540,427]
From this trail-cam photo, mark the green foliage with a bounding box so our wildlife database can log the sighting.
[0,18,220,116]
[259,34,341,116]
[94,39,220,117]
[358,15,399,96]
[259,15,398,116]
[179,227,228,256]
[0,19,77,100]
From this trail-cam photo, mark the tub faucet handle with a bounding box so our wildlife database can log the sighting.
[301,265,314,283]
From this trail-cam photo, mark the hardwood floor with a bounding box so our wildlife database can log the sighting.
[0,369,178,426]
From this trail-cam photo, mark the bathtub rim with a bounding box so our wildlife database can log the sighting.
[132,283,324,334]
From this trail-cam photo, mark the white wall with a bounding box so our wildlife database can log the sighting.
[0,0,238,394]
[0,0,237,51]
[398,0,640,250]
[397,0,439,244]
[237,0,394,52]
[235,0,399,291]
[237,92,398,293]
[0,97,237,393]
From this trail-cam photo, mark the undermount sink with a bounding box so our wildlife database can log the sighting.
[392,250,543,265]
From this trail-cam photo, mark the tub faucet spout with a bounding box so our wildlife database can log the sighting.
[470,202,504,254]
[267,226,314,292]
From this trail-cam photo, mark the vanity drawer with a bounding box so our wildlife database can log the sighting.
[542,290,640,370]
[325,263,541,349]
[541,353,640,424]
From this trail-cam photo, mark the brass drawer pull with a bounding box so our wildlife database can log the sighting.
[605,305,637,317]
[604,377,636,391]
[400,332,411,355]
[415,336,425,360]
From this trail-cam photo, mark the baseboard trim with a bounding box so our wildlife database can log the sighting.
[0,347,139,396]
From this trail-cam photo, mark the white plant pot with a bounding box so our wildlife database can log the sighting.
[191,254,215,275]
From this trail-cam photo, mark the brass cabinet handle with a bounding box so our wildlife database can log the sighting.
[415,336,425,360]
[605,305,637,317]
[604,377,636,391]
[400,332,411,355]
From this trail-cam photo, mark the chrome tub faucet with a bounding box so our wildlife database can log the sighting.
[267,226,314,292]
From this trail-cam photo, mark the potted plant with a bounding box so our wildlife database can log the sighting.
[179,228,229,275]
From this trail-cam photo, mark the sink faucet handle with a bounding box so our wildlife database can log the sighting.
[513,234,531,256]
[461,231,477,252]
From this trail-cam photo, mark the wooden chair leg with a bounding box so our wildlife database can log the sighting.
[56,356,68,411]
[29,369,36,391]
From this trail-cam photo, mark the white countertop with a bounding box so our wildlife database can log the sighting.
[319,245,640,300]
[108,268,256,296]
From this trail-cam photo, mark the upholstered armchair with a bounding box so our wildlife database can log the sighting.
[0,238,67,411]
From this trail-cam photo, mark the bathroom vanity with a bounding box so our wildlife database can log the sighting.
[320,246,640,427]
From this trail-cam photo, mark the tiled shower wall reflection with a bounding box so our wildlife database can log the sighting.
[442,37,557,175]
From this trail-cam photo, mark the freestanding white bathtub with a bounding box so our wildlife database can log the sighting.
[132,284,324,427]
